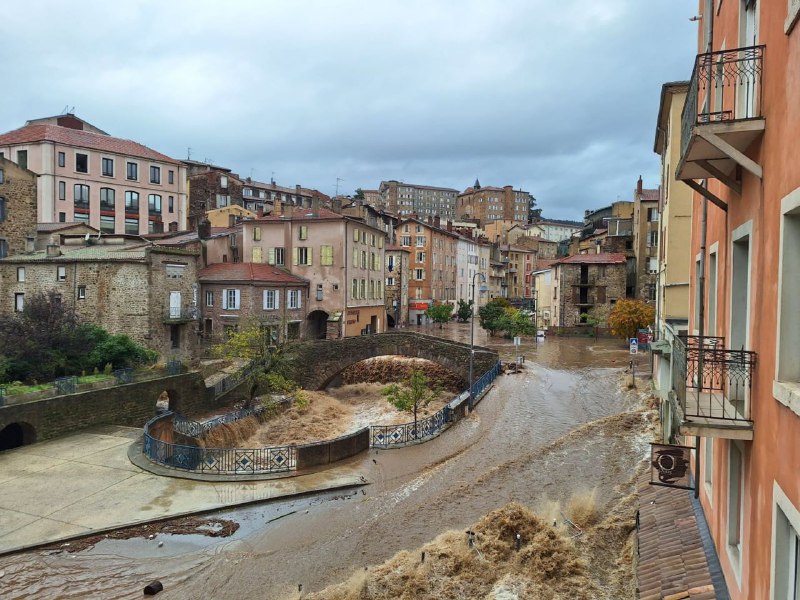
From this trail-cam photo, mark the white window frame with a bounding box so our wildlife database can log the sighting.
[263,289,279,310]
[16,267,24,282]
[222,288,240,310]
[771,481,800,600]
[775,188,800,415]
[205,290,214,307]
[57,266,66,282]
[287,289,302,309]
[727,440,745,584]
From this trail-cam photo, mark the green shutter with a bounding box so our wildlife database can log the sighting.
[268,248,275,265]
[353,228,360,242]
[293,247,299,265]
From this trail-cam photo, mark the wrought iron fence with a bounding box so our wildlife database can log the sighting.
[681,45,765,160]
[113,368,133,384]
[165,306,198,321]
[212,361,262,398]
[143,412,296,474]
[166,359,183,376]
[174,405,265,438]
[53,376,77,395]
[470,361,502,401]
[672,335,756,421]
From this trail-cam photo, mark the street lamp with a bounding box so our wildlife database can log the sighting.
[469,272,488,411]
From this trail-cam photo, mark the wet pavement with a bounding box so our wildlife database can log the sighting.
[0,325,652,600]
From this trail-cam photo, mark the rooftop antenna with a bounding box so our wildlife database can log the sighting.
[335,177,344,196]
[271,171,276,185]
[61,105,70,115]
[187,147,192,160]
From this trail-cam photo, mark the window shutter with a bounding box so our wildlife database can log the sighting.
[263,290,269,310]
[222,288,229,310]
[297,289,302,309]
[234,289,240,309]
[293,247,299,265]
[275,289,281,309]
[353,248,359,267]
[268,248,276,265]
[308,248,313,265]
[378,236,383,249]
[353,228,360,242]
[252,247,262,263]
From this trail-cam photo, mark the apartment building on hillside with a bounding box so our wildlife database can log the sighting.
[633,176,661,302]
[456,180,532,226]
[378,180,459,219]
[384,245,410,328]
[0,114,187,235]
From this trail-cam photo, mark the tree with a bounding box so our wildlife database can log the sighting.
[608,299,655,340]
[213,316,297,408]
[425,303,453,328]
[478,298,511,336]
[354,188,365,200]
[382,369,440,438]
[456,299,473,323]
[497,308,536,338]
[580,304,611,340]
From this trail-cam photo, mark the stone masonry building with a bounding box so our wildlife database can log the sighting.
[552,253,627,327]
[0,156,38,258]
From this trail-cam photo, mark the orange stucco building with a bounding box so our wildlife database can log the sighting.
[665,1,800,597]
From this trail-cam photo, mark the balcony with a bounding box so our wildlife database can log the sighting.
[677,46,765,206]
[164,306,198,323]
[572,274,596,286]
[672,335,756,440]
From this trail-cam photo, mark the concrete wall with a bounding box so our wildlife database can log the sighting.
[296,427,370,470]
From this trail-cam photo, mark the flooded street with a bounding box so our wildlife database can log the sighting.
[0,325,652,599]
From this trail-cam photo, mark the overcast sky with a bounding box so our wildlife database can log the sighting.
[1,0,698,220]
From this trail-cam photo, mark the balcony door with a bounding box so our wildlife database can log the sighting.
[737,0,759,119]
[169,291,181,319]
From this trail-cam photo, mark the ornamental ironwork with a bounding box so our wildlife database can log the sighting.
[650,443,694,490]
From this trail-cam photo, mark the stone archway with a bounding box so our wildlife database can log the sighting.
[156,389,181,414]
[307,310,329,339]
[0,422,37,451]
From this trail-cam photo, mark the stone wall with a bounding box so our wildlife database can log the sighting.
[0,157,37,257]
[0,371,224,443]
[286,331,498,390]
[558,263,627,327]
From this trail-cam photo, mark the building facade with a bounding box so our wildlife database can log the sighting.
[0,157,38,258]
[385,245,410,327]
[531,268,554,330]
[377,180,459,219]
[552,253,626,327]
[661,2,800,598]
[456,182,532,227]
[0,114,187,235]
[633,176,660,302]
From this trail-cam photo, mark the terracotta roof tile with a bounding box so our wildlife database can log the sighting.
[0,124,179,165]
[198,263,309,285]
[552,252,627,265]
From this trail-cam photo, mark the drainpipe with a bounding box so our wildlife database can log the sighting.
[694,187,708,499]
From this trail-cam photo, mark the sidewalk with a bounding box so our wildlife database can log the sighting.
[636,472,728,600]
[0,425,366,555]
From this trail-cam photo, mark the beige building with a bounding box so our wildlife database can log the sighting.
[378,181,458,219]
[0,235,200,359]
[241,203,387,338]
[205,205,258,228]
[532,268,554,329]
[456,181,532,227]
[651,81,692,401]
[0,157,38,258]
[633,176,660,302]
[0,114,187,235]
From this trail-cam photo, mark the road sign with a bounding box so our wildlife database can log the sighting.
[513,336,521,347]
[629,338,638,354]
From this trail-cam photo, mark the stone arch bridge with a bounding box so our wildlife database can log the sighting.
[286,331,499,390]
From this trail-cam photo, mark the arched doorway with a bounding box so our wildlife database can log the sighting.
[307,310,329,339]
[0,422,37,451]
[386,312,396,328]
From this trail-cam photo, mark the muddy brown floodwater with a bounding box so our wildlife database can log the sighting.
[0,325,653,600]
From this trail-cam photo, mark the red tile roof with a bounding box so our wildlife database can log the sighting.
[553,252,627,265]
[198,263,309,285]
[640,188,660,202]
[257,207,343,221]
[0,124,179,165]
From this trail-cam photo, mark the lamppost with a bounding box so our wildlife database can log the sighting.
[469,272,488,410]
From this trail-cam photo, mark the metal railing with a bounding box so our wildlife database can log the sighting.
[681,45,765,160]
[470,360,501,400]
[672,335,756,422]
[113,368,133,384]
[53,376,77,395]
[164,306,198,322]
[212,361,262,399]
[174,405,265,438]
[572,274,597,286]
[143,413,296,474]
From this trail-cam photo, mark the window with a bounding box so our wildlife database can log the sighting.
[17,150,27,170]
[360,279,366,299]
[778,195,800,386]
[299,225,308,240]
[361,250,367,269]
[0,197,5,222]
[77,286,86,300]
[74,184,90,205]
[59,181,66,200]
[59,212,66,222]
[150,166,161,184]
[294,247,311,266]
[267,247,285,266]
[102,158,114,177]
[416,235,425,246]
[387,277,395,286]
[168,170,174,185]
[316,283,323,301]
[647,207,659,222]
[416,251,425,263]
[0,168,3,183]
[401,236,411,246]
[252,227,262,242]
[647,257,658,274]
[100,216,115,233]
[415,268,425,280]
[148,194,162,214]
[647,230,659,247]
[387,255,395,271]
[773,486,800,599]
[321,245,334,266]
[125,191,139,211]
[126,162,138,181]
[216,194,229,207]
[14,293,24,312]
[288,289,302,309]
[352,278,358,299]
[222,288,240,310]
[58,152,65,168]
[709,251,718,335]
[17,267,25,282]
[704,438,713,501]
[125,218,139,234]
[220,175,228,189]
[727,441,744,568]
[100,188,115,209]
[57,266,66,282]
[788,0,800,34]
[168,196,174,213]
[263,289,279,310]
[74,212,89,225]
[75,153,88,173]
[205,290,214,307]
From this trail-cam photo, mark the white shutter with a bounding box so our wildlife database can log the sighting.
[234,289,241,309]
[297,289,302,309]
[268,248,276,265]
[222,288,229,310]
[263,290,269,310]
[275,289,281,309]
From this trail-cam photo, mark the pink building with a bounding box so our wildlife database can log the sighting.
[0,114,187,235]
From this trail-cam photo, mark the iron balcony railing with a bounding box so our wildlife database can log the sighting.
[164,306,198,322]
[672,335,756,422]
[681,45,765,160]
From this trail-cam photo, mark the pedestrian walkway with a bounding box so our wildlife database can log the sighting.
[0,425,365,555]
[636,472,728,600]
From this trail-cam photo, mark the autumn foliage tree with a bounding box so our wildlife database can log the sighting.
[608,299,655,340]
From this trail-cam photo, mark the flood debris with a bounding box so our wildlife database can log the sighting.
[143,580,163,595]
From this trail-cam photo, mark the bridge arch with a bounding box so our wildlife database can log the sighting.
[286,331,498,390]
[0,422,37,451]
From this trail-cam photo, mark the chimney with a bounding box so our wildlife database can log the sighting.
[434,215,441,229]
[284,204,294,219]
[311,194,320,216]
[257,207,265,218]
[636,175,643,197]
[25,234,35,253]
[446,220,453,232]
[46,244,61,257]
[427,216,433,225]
[332,197,343,214]
[273,198,283,217]
[198,218,211,240]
